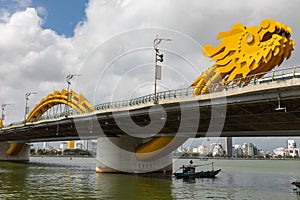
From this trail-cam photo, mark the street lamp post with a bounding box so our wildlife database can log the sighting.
[153,35,172,103]
[1,104,11,121]
[24,92,37,122]
[65,74,80,116]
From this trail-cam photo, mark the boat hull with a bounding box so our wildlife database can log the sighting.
[174,169,221,178]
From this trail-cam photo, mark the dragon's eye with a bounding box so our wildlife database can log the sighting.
[246,34,254,43]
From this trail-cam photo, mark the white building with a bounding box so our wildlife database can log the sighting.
[198,145,209,156]
[288,149,299,157]
[287,139,298,157]
[273,140,299,157]
[75,140,97,155]
[211,143,224,156]
[192,147,198,153]
[288,140,296,149]
[43,142,50,149]
[75,141,83,149]
[192,145,209,156]
[59,142,68,151]
[83,140,93,152]
[273,147,288,157]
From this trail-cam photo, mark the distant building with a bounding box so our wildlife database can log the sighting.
[75,140,97,155]
[242,142,259,157]
[273,139,299,157]
[287,140,296,149]
[198,145,209,156]
[192,145,209,156]
[221,137,232,157]
[211,143,224,156]
[83,140,92,152]
[192,147,198,153]
[233,144,243,157]
[75,141,83,149]
[273,147,288,157]
[248,143,254,157]
[68,141,75,149]
[288,149,299,157]
[287,139,298,157]
[43,142,50,149]
[59,142,68,151]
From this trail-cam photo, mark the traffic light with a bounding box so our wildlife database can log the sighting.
[156,49,164,62]
[157,53,163,62]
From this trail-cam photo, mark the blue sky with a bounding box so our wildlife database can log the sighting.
[1,0,88,37]
[31,0,88,37]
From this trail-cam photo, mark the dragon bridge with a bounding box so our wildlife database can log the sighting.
[6,89,94,155]
[4,19,296,163]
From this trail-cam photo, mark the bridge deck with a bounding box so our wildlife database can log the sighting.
[1,77,300,142]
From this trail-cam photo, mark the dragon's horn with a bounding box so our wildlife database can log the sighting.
[217,23,244,40]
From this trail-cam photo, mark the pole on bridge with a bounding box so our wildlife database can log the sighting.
[153,36,171,104]
[65,74,80,117]
[24,92,37,122]
[1,104,12,121]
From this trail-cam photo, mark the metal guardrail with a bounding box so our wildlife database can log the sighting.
[92,66,300,111]
[5,66,300,127]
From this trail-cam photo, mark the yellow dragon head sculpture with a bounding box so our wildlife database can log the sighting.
[191,19,295,95]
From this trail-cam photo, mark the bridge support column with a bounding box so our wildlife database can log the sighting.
[0,142,30,162]
[96,136,172,173]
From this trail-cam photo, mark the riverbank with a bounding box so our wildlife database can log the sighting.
[173,156,300,161]
[30,155,93,158]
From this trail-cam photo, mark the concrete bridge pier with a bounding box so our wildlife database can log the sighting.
[0,142,30,162]
[95,135,173,173]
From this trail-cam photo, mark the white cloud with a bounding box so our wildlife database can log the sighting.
[0,0,32,22]
[0,8,77,122]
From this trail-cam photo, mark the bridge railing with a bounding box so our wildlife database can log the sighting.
[93,88,197,111]
[5,66,300,127]
[224,66,300,90]
[92,66,300,111]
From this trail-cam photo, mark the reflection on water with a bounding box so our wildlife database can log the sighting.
[0,157,299,199]
[95,173,172,200]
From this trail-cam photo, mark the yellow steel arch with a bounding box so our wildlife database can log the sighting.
[0,119,3,128]
[26,89,94,122]
[7,89,94,155]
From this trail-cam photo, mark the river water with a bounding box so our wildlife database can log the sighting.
[0,157,299,200]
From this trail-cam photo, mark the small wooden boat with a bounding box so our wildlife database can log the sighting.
[174,160,221,179]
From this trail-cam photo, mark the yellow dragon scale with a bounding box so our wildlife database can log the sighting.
[191,19,295,95]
